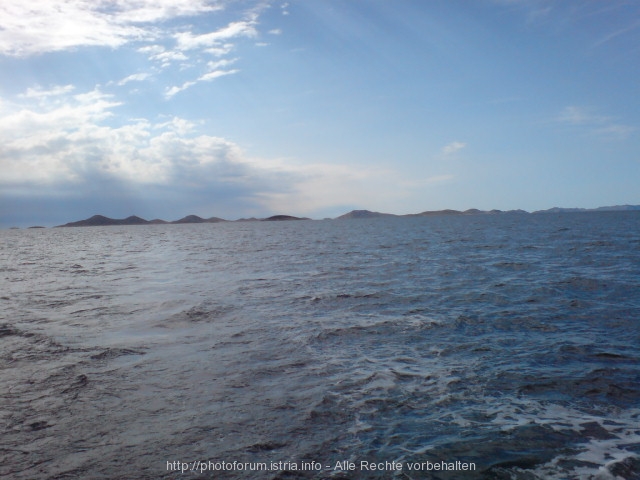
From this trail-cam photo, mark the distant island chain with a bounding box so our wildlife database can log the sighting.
[34,204,640,228]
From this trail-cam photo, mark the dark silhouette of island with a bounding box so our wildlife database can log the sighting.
[338,205,638,218]
[263,215,309,221]
[58,215,147,227]
[50,204,640,228]
[338,208,531,219]
[533,205,640,213]
[416,208,531,216]
[58,214,227,227]
[56,213,307,227]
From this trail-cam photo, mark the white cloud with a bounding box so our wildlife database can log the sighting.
[105,0,224,23]
[442,141,466,155]
[165,59,239,98]
[154,117,198,136]
[0,88,248,187]
[557,106,635,139]
[204,44,235,56]
[198,69,239,82]
[557,106,606,125]
[0,0,223,56]
[594,124,636,139]
[206,58,238,70]
[151,50,190,66]
[268,29,283,35]
[117,73,151,86]
[138,44,165,55]
[0,3,267,102]
[133,18,257,93]
[174,21,258,51]
[19,85,76,99]
[165,82,197,98]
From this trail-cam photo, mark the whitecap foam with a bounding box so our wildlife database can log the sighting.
[480,397,640,478]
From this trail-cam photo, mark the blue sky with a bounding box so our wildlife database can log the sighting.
[1,0,639,226]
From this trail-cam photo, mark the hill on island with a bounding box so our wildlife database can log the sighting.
[336,210,397,219]
[172,215,226,224]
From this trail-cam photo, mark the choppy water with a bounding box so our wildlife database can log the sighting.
[1,212,639,479]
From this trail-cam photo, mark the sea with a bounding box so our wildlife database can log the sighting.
[1,212,639,479]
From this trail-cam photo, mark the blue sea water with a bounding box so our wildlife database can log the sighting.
[1,212,639,479]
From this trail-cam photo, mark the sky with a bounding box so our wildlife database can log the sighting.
[1,0,639,226]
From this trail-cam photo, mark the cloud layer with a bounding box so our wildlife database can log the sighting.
[1,1,259,100]
[1,87,263,189]
[0,0,223,56]
[1,85,425,223]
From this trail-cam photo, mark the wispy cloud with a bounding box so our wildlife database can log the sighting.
[117,73,152,86]
[593,124,636,139]
[557,106,635,139]
[174,20,258,51]
[198,69,239,82]
[149,49,190,68]
[593,21,640,48]
[442,141,466,155]
[19,85,76,99]
[141,17,260,96]
[165,66,239,98]
[204,44,235,57]
[138,45,165,55]
[165,82,197,98]
[1,1,269,101]
[206,58,238,70]
[0,0,223,56]
[557,106,606,125]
